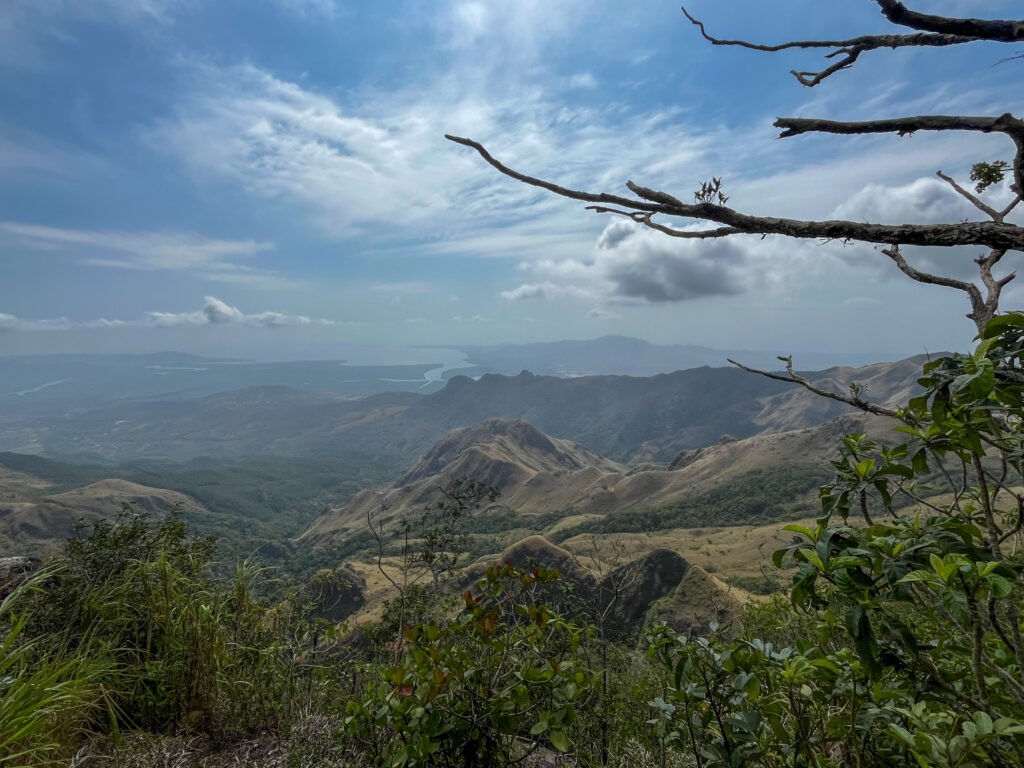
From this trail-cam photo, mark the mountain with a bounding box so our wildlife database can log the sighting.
[1,356,926,465]
[336,532,746,635]
[298,419,622,545]
[458,336,914,377]
[299,412,895,550]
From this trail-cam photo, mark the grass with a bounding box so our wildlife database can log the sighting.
[0,567,115,766]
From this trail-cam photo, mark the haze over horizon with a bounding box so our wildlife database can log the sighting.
[3,0,1022,360]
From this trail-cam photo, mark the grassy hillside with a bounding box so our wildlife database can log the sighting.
[0,451,397,563]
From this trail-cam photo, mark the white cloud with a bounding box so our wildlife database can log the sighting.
[832,177,976,226]
[150,45,1023,282]
[501,219,824,305]
[830,176,1023,280]
[587,307,620,320]
[0,296,337,332]
[147,296,334,328]
[0,313,134,332]
[151,60,715,259]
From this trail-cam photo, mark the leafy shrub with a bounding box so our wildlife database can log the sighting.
[346,563,595,766]
[643,314,1024,767]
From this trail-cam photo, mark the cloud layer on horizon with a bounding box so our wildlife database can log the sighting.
[0,296,339,332]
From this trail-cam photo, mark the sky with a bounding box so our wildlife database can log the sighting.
[0,0,1022,361]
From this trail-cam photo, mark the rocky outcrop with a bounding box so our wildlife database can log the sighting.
[464,536,740,638]
[307,565,366,622]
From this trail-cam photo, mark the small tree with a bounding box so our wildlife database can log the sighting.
[367,479,499,661]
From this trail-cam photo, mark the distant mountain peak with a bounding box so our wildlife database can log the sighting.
[399,418,612,485]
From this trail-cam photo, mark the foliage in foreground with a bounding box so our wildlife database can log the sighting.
[644,315,1024,767]
[5,316,1024,767]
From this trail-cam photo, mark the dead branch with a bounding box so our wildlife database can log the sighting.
[585,207,741,239]
[773,115,1024,208]
[937,171,1005,221]
[774,114,1024,140]
[681,5,977,87]
[445,135,1024,252]
[726,355,901,419]
[875,1,1024,42]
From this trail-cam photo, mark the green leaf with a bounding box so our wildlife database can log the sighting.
[827,555,867,573]
[781,523,816,539]
[896,570,940,585]
[975,711,994,737]
[798,548,825,572]
[986,574,1013,598]
[549,730,570,753]
[771,548,788,569]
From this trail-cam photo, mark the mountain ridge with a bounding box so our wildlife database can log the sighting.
[1,355,924,465]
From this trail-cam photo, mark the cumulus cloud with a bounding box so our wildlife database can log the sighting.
[501,220,812,305]
[586,308,620,320]
[0,297,338,332]
[830,177,1023,280]
[147,296,335,328]
[832,177,976,225]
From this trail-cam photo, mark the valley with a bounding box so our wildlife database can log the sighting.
[0,349,923,623]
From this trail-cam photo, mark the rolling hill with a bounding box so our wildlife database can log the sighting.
[0,463,207,556]
[299,412,895,550]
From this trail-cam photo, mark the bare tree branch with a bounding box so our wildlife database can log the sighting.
[774,114,1024,140]
[726,356,901,419]
[681,4,1022,87]
[875,1,1024,42]
[681,5,976,87]
[446,135,1024,252]
[773,115,1024,214]
[937,170,1004,221]
[881,244,980,295]
[880,244,1007,331]
[1001,196,1023,220]
[584,206,741,239]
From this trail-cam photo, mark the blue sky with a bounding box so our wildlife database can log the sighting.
[0,0,1022,360]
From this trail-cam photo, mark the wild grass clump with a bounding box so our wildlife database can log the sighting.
[0,567,115,766]
[4,509,352,765]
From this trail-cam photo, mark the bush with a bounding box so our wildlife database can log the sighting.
[345,563,596,766]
